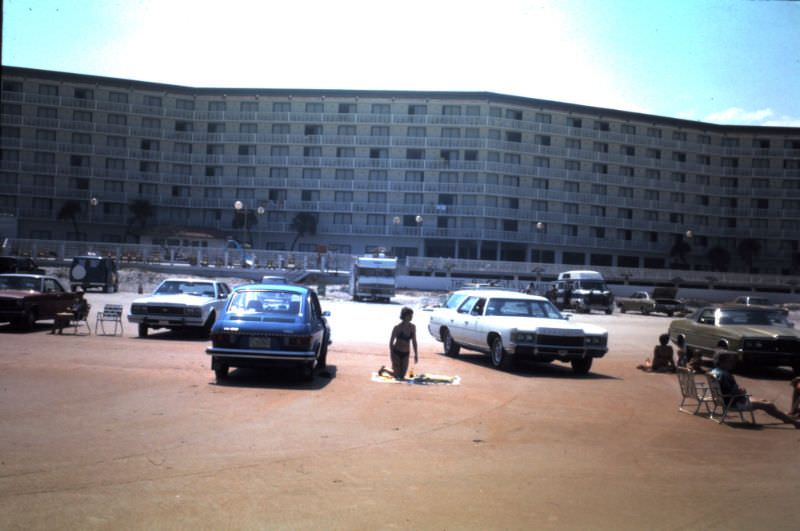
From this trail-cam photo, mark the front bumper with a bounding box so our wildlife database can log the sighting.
[128,315,206,327]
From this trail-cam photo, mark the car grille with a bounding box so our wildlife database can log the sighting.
[144,305,185,316]
[538,334,585,348]
[587,293,609,305]
[0,299,20,310]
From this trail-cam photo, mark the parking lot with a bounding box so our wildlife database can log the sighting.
[1,289,798,530]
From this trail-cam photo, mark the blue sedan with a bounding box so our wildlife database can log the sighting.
[206,284,331,381]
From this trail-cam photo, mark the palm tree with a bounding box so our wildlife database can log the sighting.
[232,209,258,245]
[736,238,761,273]
[669,235,691,267]
[289,212,317,251]
[707,245,731,272]
[125,199,155,241]
[57,200,82,240]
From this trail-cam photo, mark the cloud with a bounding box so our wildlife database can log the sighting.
[702,107,800,126]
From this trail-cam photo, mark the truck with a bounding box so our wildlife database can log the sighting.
[350,253,397,302]
[616,287,686,316]
[550,270,614,314]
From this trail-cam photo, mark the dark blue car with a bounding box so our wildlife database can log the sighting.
[206,284,331,381]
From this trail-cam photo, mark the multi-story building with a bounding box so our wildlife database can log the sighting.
[1,66,799,274]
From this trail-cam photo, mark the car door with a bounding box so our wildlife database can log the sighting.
[691,309,718,350]
[450,296,478,346]
[464,297,487,346]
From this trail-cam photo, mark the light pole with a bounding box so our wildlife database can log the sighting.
[234,200,259,246]
[89,197,98,240]
[685,229,693,270]
[415,215,423,257]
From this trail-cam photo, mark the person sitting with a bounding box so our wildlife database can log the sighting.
[710,352,800,429]
[637,333,676,373]
[51,290,90,334]
[790,376,800,418]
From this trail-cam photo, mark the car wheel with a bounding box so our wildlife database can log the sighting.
[571,357,593,375]
[605,307,613,315]
[667,311,674,317]
[619,305,626,313]
[318,340,328,369]
[103,284,111,293]
[202,312,216,338]
[443,329,460,357]
[641,307,649,315]
[300,362,315,381]
[490,336,514,371]
[214,362,229,381]
[138,324,149,338]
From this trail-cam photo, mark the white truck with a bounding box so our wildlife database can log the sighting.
[350,253,397,302]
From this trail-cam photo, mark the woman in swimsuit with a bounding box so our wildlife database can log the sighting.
[380,307,418,380]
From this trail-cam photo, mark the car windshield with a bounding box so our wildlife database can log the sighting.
[229,290,303,315]
[155,281,216,297]
[577,280,606,290]
[484,298,563,319]
[0,276,41,291]
[718,309,776,326]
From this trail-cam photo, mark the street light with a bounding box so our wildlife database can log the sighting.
[415,215,423,257]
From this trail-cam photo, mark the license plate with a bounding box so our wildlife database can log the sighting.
[249,337,273,349]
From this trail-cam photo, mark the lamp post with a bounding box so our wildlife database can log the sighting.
[415,215,423,257]
[89,197,98,240]
[234,200,260,246]
[685,229,693,270]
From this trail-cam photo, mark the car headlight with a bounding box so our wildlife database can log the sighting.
[186,306,202,317]
[585,335,607,346]
[131,304,146,314]
[511,331,537,343]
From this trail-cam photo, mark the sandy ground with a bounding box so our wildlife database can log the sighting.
[0,283,799,530]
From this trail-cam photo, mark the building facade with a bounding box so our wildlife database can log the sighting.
[1,66,799,274]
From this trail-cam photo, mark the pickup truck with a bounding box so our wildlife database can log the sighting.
[616,288,686,317]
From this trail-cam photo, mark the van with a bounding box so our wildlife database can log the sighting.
[551,270,614,314]
[69,255,119,292]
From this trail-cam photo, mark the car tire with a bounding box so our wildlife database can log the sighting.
[667,311,674,317]
[138,324,149,338]
[605,307,613,315]
[202,312,216,338]
[103,284,111,293]
[300,362,315,382]
[443,329,460,357]
[490,336,514,371]
[214,362,229,381]
[571,357,593,375]
[619,305,626,313]
[318,340,328,369]
[641,307,649,315]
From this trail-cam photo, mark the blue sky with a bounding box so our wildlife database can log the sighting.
[3,0,799,126]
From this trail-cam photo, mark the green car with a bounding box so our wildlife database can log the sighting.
[668,305,799,374]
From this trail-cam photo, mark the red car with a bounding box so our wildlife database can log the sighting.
[0,274,81,330]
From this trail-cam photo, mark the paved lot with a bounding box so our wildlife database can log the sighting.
[1,290,798,530]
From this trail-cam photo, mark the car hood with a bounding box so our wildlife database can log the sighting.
[482,316,607,335]
[132,294,216,306]
[0,290,38,299]
[722,325,800,339]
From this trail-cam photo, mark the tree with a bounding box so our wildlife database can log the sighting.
[57,200,82,240]
[707,245,731,272]
[289,212,318,251]
[232,209,258,245]
[125,199,155,241]
[669,235,691,266]
[736,238,761,273]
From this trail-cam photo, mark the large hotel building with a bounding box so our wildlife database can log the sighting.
[1,66,799,275]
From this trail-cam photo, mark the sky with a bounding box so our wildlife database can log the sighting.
[2,0,799,126]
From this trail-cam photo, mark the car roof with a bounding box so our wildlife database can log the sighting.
[159,278,217,283]
[234,283,309,294]
[451,289,548,301]
[0,273,49,278]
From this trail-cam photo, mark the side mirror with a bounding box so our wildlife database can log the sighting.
[563,314,572,320]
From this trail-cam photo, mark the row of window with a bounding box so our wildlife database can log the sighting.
[4,79,799,149]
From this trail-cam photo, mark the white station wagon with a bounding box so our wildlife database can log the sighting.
[427,289,608,374]
[128,278,231,337]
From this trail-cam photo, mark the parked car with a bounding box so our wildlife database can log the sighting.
[127,278,231,337]
[69,255,119,292]
[668,305,800,375]
[0,256,46,275]
[550,270,614,314]
[0,273,81,329]
[732,296,774,307]
[616,287,686,316]
[206,284,331,381]
[427,289,608,374]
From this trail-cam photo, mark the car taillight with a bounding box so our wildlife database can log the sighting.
[287,336,312,348]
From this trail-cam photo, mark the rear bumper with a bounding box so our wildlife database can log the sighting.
[207,347,317,366]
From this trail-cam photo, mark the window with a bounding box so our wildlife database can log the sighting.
[721,137,739,147]
[404,193,423,204]
[593,163,608,174]
[37,107,57,119]
[271,146,289,156]
[174,142,192,153]
[272,123,290,134]
[333,213,352,225]
[142,117,160,129]
[338,103,356,114]
[240,101,258,112]
[106,136,128,148]
[696,154,710,165]
[720,177,738,188]
[208,101,226,111]
[39,84,58,96]
[303,146,321,157]
[644,190,659,201]
[71,133,91,144]
[618,187,633,198]
[302,168,321,179]
[621,124,636,135]
[752,138,770,149]
[238,145,256,156]
[405,171,424,182]
[534,157,550,168]
[370,170,388,181]
[752,198,769,209]
[337,147,354,158]
[35,129,56,141]
[563,181,579,193]
[304,124,322,136]
[646,148,661,159]
[371,103,390,114]
[618,208,632,219]
[442,105,461,115]
[301,190,319,201]
[594,121,610,132]
[208,123,225,133]
[143,95,161,107]
[590,205,606,216]
[672,131,687,141]
[565,160,580,171]
[505,131,522,142]
[465,105,481,116]
[534,112,551,124]
[591,184,607,195]
[721,157,739,168]
[567,117,582,128]
[371,126,389,136]
[646,127,662,138]
[34,152,55,164]
[334,191,353,202]
[174,164,192,175]
[273,102,291,112]
[270,167,288,178]
[337,125,356,135]
[531,178,549,190]
[175,98,194,110]
[672,152,686,162]
[335,169,354,180]
[73,110,92,122]
[407,149,425,160]
[408,104,427,115]
[752,158,770,169]
[442,127,461,138]
[593,142,608,153]
[206,144,223,155]
[671,172,686,183]
[562,225,578,237]
[407,126,426,137]
[697,134,711,145]
[505,109,523,120]
[620,166,634,177]
[566,138,581,150]
[751,178,769,189]
[535,135,551,146]
[369,192,387,203]
[2,80,22,92]
[370,148,388,159]
[1,104,21,115]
